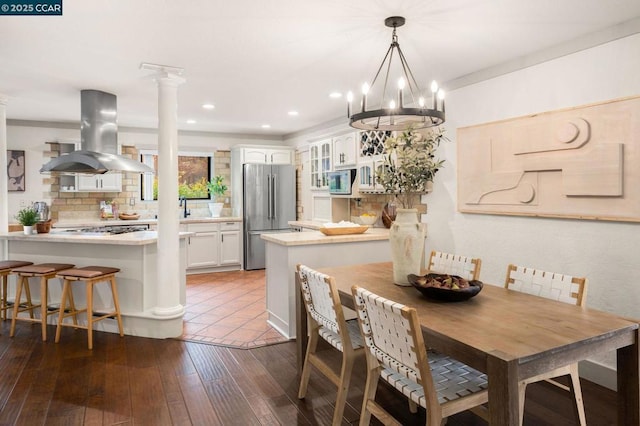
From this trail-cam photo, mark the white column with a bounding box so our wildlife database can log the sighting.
[153,73,185,317]
[0,95,8,260]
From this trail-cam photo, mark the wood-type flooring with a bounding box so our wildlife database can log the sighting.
[0,320,619,425]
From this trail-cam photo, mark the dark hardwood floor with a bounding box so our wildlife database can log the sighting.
[0,321,617,425]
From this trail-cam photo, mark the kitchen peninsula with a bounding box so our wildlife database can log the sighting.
[261,227,393,339]
[0,229,190,339]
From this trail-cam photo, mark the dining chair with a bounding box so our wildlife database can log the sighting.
[427,251,482,280]
[505,264,588,426]
[351,285,488,426]
[296,264,365,426]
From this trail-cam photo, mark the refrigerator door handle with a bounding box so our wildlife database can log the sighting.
[272,173,277,220]
[267,174,272,219]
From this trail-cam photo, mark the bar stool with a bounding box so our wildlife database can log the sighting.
[55,266,124,350]
[0,260,34,321]
[10,263,75,341]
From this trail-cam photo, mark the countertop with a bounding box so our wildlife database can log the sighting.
[52,216,242,228]
[288,220,325,230]
[0,230,193,246]
[261,227,390,246]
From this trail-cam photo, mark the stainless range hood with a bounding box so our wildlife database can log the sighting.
[40,90,154,174]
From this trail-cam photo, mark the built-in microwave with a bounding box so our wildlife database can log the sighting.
[328,169,356,195]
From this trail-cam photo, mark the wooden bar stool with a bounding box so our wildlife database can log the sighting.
[10,263,75,341]
[55,266,124,349]
[0,260,34,321]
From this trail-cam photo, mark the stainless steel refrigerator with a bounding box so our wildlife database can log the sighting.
[243,163,296,270]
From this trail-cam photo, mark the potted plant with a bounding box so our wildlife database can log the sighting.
[376,126,447,285]
[15,206,39,235]
[206,175,228,217]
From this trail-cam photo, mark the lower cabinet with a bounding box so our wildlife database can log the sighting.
[186,221,241,273]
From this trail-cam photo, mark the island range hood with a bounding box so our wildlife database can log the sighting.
[40,89,154,174]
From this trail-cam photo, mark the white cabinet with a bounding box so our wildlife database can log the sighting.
[186,221,241,272]
[219,222,241,265]
[332,132,358,168]
[77,173,122,192]
[309,139,332,190]
[236,147,293,164]
[187,227,220,269]
[358,159,386,193]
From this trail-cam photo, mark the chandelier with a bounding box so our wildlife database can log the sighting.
[347,16,445,131]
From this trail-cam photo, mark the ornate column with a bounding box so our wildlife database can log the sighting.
[0,95,8,259]
[145,67,185,317]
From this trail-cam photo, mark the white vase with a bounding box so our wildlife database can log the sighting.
[23,225,33,235]
[389,209,425,286]
[208,202,224,217]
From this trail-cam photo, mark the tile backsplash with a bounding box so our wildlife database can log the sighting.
[45,143,232,222]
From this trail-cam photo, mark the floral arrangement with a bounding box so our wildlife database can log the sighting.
[376,126,447,209]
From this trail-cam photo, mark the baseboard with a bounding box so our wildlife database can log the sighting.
[579,360,617,391]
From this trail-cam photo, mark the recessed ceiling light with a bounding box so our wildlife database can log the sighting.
[329,92,342,99]
[202,103,215,110]
[186,119,196,124]
[288,111,299,116]
[261,124,271,129]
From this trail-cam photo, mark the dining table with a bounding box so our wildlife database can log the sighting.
[294,262,640,425]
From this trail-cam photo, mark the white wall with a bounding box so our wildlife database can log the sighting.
[4,123,282,220]
[424,33,640,381]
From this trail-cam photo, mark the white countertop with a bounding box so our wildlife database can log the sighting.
[288,220,326,230]
[52,216,242,228]
[261,227,390,246]
[0,230,193,246]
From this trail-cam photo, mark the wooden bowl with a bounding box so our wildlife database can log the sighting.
[407,273,483,302]
[119,213,140,220]
[319,226,369,236]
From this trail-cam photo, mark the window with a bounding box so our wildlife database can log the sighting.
[140,151,213,201]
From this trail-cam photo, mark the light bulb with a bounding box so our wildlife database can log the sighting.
[389,100,396,109]
[347,91,354,102]
[418,97,425,107]
[362,83,369,95]
[438,89,445,100]
[397,77,405,90]
[430,80,439,93]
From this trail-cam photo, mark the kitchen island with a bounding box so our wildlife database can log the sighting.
[0,230,191,339]
[261,228,393,339]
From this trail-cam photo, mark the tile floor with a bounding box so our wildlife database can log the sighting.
[180,269,289,349]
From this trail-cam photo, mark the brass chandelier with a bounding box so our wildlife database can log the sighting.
[347,16,445,131]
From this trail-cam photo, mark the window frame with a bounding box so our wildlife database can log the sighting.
[140,150,214,201]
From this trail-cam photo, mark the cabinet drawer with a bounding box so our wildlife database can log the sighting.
[219,221,240,231]
[187,223,220,232]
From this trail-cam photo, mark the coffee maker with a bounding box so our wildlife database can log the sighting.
[33,201,49,222]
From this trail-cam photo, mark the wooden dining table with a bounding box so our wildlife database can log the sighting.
[295,262,640,425]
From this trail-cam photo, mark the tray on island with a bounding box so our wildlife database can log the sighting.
[319,226,369,236]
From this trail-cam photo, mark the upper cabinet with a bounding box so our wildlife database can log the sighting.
[237,146,293,164]
[332,132,358,169]
[310,139,332,190]
[77,173,122,192]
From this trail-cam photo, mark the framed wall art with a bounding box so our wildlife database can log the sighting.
[7,150,25,192]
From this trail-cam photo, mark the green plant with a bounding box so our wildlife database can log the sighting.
[376,126,447,209]
[206,175,228,202]
[15,207,39,226]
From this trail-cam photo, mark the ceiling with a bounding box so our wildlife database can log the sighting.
[2,0,640,137]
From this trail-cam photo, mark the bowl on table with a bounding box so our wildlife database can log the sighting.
[407,273,483,302]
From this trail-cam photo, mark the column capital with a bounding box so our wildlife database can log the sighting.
[0,94,8,106]
[140,63,185,86]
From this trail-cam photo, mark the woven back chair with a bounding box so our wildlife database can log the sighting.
[296,264,364,426]
[427,251,482,281]
[505,264,588,426]
[351,285,488,426]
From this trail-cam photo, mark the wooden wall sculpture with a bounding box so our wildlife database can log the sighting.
[457,95,640,222]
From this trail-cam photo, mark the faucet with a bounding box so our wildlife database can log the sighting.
[179,196,191,218]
